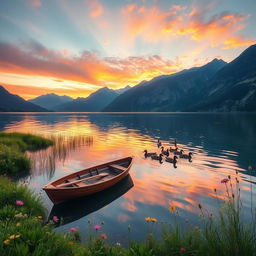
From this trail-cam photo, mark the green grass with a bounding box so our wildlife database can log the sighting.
[0,132,53,152]
[0,132,53,175]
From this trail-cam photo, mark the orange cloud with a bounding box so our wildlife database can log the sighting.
[120,3,251,48]
[29,0,42,7]
[0,41,182,93]
[87,0,104,18]
[223,37,256,49]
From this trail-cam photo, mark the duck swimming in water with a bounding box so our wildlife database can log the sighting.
[151,153,163,163]
[162,148,169,156]
[144,150,157,158]
[165,155,178,164]
[180,151,193,161]
[174,148,182,155]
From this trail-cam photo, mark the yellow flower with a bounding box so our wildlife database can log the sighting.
[4,239,10,245]
[145,217,151,222]
[169,205,176,212]
[151,218,157,223]
[37,216,43,219]
[16,222,21,227]
[15,235,21,239]
[9,235,15,240]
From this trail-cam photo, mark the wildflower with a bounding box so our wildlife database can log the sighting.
[145,217,151,222]
[37,216,43,220]
[68,241,75,245]
[16,222,21,227]
[16,200,24,206]
[9,235,15,240]
[169,205,176,212]
[180,247,186,253]
[3,239,10,245]
[15,235,21,239]
[93,225,101,231]
[69,227,78,232]
[221,178,229,184]
[53,216,59,223]
[151,218,157,223]
[101,233,107,239]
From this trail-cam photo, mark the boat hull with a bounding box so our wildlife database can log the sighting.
[43,157,133,204]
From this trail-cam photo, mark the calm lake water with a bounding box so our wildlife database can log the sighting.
[1,113,256,244]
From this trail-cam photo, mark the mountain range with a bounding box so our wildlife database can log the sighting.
[0,86,47,112]
[1,44,256,112]
[104,44,256,112]
[28,93,72,110]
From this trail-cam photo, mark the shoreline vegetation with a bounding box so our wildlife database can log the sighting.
[0,132,255,255]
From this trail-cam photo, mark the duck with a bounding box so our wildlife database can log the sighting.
[174,148,182,155]
[169,146,175,152]
[162,148,169,157]
[180,151,193,160]
[165,155,178,164]
[144,150,157,158]
[151,153,163,162]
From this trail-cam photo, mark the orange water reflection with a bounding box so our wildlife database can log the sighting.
[2,113,255,226]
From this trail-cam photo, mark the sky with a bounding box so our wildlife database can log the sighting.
[0,0,256,99]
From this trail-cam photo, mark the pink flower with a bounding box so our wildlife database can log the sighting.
[16,200,24,206]
[53,216,59,223]
[69,227,78,232]
[101,233,107,239]
[93,225,101,231]
[221,178,229,184]
[180,248,186,253]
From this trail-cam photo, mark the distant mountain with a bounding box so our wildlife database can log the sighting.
[0,86,48,112]
[104,58,227,112]
[115,85,131,95]
[188,44,256,111]
[55,87,118,112]
[29,93,72,110]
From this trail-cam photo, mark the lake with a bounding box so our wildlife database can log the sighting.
[1,112,256,245]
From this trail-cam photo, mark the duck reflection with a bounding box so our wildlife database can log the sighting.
[49,174,134,226]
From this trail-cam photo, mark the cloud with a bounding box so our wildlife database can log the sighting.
[222,37,256,49]
[87,0,104,18]
[120,3,251,48]
[29,0,42,7]
[0,41,182,89]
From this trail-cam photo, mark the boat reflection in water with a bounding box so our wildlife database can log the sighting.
[49,174,134,226]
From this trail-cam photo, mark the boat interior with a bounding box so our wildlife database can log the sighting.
[55,159,131,188]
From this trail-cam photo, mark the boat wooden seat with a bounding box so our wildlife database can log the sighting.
[56,172,109,188]
[109,164,127,172]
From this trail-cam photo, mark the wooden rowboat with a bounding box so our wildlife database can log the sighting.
[43,156,133,204]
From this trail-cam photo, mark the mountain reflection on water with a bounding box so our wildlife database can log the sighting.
[0,112,256,243]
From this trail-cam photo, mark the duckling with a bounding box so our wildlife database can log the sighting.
[169,146,175,152]
[162,148,169,157]
[151,153,163,162]
[144,150,157,158]
[180,151,193,161]
[174,148,182,155]
[165,155,178,164]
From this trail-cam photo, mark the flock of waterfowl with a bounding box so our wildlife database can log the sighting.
[144,139,193,168]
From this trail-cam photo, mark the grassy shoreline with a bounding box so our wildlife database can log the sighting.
[0,132,255,255]
[0,132,53,175]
